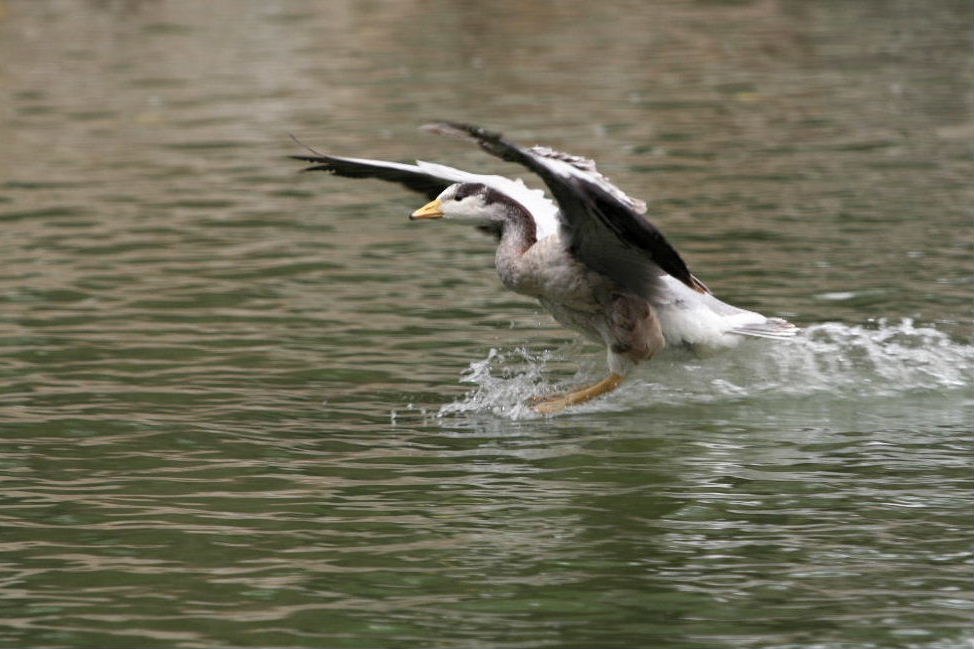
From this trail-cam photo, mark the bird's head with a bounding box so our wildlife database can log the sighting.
[410,182,522,228]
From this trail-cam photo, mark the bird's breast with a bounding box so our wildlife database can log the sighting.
[496,236,600,307]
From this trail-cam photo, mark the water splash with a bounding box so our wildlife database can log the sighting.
[438,347,554,420]
[439,319,973,419]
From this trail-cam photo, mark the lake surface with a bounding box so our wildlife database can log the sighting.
[0,1,971,647]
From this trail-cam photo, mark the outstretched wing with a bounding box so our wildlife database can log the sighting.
[290,147,561,239]
[422,122,709,297]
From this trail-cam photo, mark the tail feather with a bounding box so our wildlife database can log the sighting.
[730,317,799,339]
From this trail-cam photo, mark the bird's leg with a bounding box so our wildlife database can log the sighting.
[527,374,617,405]
[532,372,625,414]
[531,299,663,414]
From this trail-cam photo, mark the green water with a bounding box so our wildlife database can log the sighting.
[0,1,971,647]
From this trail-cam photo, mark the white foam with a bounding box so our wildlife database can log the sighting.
[437,319,973,419]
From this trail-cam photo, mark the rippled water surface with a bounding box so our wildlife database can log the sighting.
[1,1,971,647]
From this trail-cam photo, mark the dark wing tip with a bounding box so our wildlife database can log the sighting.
[420,120,505,147]
[420,121,497,141]
[421,121,529,167]
[287,155,334,173]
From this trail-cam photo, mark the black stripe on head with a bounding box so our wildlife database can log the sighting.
[453,183,521,211]
[453,183,488,200]
[450,182,536,245]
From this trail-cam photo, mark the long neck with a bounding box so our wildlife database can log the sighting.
[496,202,536,257]
[494,202,537,292]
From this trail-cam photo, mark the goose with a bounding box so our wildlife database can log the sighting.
[291,122,796,413]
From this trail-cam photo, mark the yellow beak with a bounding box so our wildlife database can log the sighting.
[410,198,444,220]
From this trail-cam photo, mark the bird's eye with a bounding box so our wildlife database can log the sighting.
[453,195,462,201]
